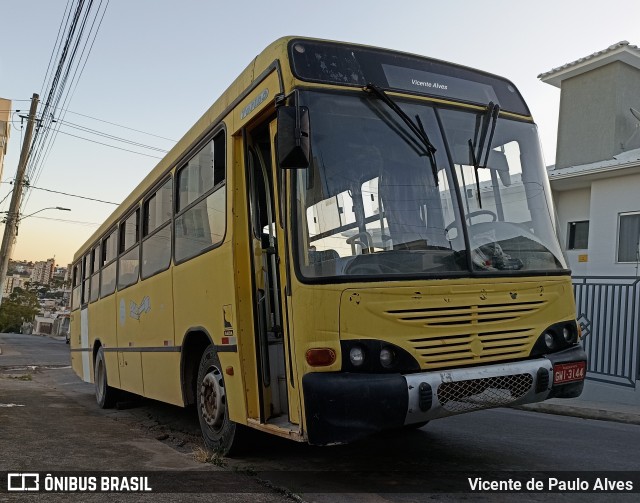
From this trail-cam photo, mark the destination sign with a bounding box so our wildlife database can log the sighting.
[288,39,529,116]
[382,64,499,106]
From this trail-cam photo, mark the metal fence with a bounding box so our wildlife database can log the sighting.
[572,276,640,388]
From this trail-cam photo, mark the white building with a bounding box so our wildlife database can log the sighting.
[549,149,640,276]
[540,41,640,404]
[540,41,640,277]
[30,258,55,285]
[2,274,28,298]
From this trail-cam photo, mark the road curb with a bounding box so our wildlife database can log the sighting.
[515,403,640,426]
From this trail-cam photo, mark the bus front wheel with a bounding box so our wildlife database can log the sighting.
[197,345,244,455]
[94,347,117,408]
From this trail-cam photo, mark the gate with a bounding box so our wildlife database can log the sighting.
[572,276,640,387]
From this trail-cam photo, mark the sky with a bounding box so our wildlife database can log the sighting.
[1,0,640,266]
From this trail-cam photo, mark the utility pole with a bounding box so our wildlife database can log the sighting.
[0,93,39,307]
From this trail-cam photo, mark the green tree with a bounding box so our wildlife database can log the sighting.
[0,287,40,333]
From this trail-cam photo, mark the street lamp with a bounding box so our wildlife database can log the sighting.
[18,207,71,221]
[1,207,71,224]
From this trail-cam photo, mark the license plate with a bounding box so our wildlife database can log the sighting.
[553,361,586,384]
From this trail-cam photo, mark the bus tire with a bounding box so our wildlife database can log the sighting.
[94,347,117,408]
[197,345,244,456]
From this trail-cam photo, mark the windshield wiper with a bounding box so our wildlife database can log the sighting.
[364,83,439,185]
[468,102,500,207]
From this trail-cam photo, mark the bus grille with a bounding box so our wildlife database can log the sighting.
[387,301,545,326]
[387,302,545,368]
[437,373,533,413]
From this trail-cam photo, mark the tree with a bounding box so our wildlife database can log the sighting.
[0,287,40,333]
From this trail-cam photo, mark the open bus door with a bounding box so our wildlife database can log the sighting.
[245,119,301,432]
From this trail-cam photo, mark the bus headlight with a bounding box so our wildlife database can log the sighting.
[563,325,576,343]
[379,347,396,368]
[349,346,365,367]
[531,321,580,358]
[340,340,420,372]
[544,332,556,350]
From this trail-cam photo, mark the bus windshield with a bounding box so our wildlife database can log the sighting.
[294,90,566,279]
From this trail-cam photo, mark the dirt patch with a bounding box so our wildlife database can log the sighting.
[7,374,32,381]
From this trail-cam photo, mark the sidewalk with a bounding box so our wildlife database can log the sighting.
[517,398,640,426]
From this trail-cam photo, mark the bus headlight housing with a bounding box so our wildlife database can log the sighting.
[341,340,419,373]
[531,321,579,357]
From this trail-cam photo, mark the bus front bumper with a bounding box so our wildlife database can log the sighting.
[302,345,586,445]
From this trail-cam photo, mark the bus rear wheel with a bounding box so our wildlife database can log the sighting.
[94,347,117,408]
[197,345,244,455]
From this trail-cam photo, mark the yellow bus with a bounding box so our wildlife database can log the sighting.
[70,37,586,454]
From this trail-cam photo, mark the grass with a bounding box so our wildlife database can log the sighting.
[192,446,227,467]
[8,374,32,381]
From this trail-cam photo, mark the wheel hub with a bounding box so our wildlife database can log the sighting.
[200,367,225,430]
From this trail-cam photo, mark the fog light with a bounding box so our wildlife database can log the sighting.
[544,332,556,350]
[349,346,365,367]
[379,347,395,368]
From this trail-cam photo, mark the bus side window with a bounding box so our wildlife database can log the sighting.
[81,253,91,305]
[118,209,140,290]
[175,131,226,262]
[71,262,82,310]
[142,178,173,278]
[101,229,118,297]
[90,245,100,302]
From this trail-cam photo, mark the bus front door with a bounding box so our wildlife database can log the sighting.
[246,122,299,429]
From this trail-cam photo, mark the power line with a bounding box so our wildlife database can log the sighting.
[40,0,73,99]
[28,215,100,226]
[55,119,169,152]
[0,191,12,206]
[26,184,119,205]
[0,181,118,205]
[0,104,176,143]
[53,129,164,158]
[26,0,97,193]
[34,0,111,181]
[63,108,177,142]
[23,0,110,211]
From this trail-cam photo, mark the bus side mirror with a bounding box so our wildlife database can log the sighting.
[277,106,310,169]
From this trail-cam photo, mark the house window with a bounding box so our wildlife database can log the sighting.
[567,221,589,250]
[618,212,640,263]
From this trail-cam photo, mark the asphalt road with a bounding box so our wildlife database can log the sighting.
[1,333,639,502]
